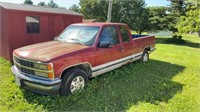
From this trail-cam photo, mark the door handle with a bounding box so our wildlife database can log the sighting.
[120,47,124,52]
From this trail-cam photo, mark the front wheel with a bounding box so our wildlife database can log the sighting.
[140,50,149,62]
[60,68,89,95]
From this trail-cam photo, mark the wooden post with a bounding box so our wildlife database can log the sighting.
[107,0,113,22]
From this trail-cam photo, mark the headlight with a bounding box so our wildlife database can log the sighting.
[35,71,48,77]
[33,63,53,70]
[33,63,54,78]
[35,71,54,78]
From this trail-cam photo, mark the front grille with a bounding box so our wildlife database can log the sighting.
[13,56,54,79]
[14,56,34,68]
[15,64,35,75]
[14,56,35,75]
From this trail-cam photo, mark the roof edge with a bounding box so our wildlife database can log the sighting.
[0,2,83,16]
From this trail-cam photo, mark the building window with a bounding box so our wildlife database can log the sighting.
[26,16,40,34]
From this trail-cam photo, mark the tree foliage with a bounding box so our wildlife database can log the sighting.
[69,4,80,13]
[177,0,200,37]
[79,0,199,35]
[37,2,46,6]
[167,0,186,33]
[79,0,108,21]
[147,6,169,32]
[48,0,59,8]
[79,0,148,34]
[121,0,149,34]
[23,0,33,5]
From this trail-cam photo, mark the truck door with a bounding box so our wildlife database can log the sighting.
[93,26,124,74]
[118,25,136,58]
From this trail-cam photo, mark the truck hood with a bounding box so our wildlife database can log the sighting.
[14,41,90,62]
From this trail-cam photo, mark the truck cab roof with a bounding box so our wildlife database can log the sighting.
[71,22,127,27]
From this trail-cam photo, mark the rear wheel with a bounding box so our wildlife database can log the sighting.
[140,50,149,62]
[60,68,89,95]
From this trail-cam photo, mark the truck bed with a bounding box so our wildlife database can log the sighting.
[132,34,148,38]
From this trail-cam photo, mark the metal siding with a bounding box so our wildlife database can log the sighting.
[72,16,82,23]
[9,13,51,60]
[63,17,73,28]
[49,16,55,40]
[0,7,10,59]
[54,16,65,36]
[32,16,50,43]
[9,12,26,59]
[0,9,82,61]
[1,10,10,60]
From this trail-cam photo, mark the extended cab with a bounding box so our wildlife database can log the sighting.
[11,23,156,95]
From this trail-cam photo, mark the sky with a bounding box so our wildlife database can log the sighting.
[0,0,170,8]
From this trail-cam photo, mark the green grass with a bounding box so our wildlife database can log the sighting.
[0,34,200,111]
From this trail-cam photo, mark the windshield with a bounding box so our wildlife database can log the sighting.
[56,26,100,46]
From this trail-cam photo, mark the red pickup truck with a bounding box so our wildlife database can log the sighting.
[11,23,156,95]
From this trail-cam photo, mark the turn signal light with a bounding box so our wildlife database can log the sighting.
[47,64,53,70]
[48,73,54,79]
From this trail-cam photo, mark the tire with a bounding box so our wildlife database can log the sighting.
[140,50,149,62]
[60,68,89,95]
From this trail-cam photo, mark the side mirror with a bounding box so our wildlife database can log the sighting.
[98,42,112,48]
[54,36,58,41]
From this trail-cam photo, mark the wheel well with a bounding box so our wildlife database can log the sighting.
[61,63,92,79]
[144,47,151,52]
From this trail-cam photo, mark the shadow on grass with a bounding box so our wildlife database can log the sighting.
[156,37,200,48]
[22,59,185,111]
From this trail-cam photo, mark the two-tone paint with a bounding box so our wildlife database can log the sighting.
[12,23,156,95]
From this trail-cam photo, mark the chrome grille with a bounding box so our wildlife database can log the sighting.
[13,56,54,79]
[14,56,34,67]
[15,64,35,75]
[14,56,35,75]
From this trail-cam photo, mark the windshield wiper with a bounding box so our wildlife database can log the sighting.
[54,37,63,42]
[56,38,86,45]
[69,38,86,45]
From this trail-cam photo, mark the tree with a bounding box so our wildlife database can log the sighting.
[147,6,169,32]
[23,0,33,5]
[48,0,59,8]
[79,0,108,21]
[111,0,123,22]
[177,0,200,37]
[167,0,186,33]
[37,2,46,6]
[69,4,80,13]
[79,0,149,34]
[121,0,149,34]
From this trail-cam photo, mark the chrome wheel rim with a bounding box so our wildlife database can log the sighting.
[143,53,148,62]
[70,76,85,93]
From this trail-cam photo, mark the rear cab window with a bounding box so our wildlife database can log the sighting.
[99,26,120,45]
[119,25,130,42]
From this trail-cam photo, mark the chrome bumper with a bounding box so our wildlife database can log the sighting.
[11,66,61,95]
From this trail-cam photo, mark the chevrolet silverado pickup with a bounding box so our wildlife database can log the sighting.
[11,23,156,95]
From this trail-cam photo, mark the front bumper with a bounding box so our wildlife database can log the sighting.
[11,66,61,95]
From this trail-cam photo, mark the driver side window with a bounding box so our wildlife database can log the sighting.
[99,26,119,45]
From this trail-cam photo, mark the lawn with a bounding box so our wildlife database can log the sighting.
[0,34,200,111]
